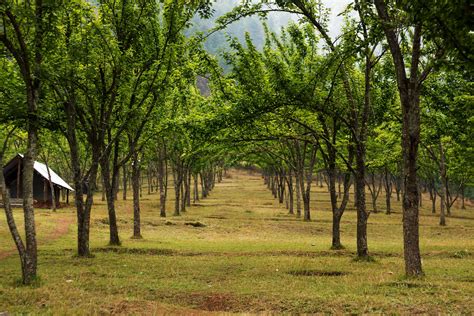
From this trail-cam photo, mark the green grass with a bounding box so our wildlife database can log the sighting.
[0,170,473,314]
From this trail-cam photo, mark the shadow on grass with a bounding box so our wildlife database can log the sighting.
[287,269,349,277]
[352,255,378,263]
[92,247,175,256]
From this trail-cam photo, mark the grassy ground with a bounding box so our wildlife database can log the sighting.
[0,169,473,314]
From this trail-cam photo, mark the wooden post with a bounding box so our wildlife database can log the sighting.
[55,187,60,205]
[66,190,69,205]
[44,179,48,203]
[16,159,21,198]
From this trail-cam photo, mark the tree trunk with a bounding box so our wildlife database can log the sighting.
[374,0,423,276]
[384,167,392,215]
[100,159,121,246]
[430,186,437,214]
[1,145,31,285]
[180,174,186,213]
[158,148,167,217]
[122,163,127,200]
[278,171,285,204]
[400,88,423,276]
[332,212,342,249]
[300,171,310,221]
[132,152,142,239]
[355,144,369,258]
[328,165,341,249]
[173,166,181,216]
[200,173,207,199]
[0,0,47,284]
[101,177,105,201]
[445,183,452,217]
[439,141,447,226]
[271,175,277,198]
[114,168,119,201]
[303,168,314,221]
[193,174,199,204]
[186,169,191,207]
[22,89,40,284]
[439,190,446,226]
[295,169,302,217]
[287,170,294,214]
[64,100,96,257]
[337,173,342,199]
[367,173,382,214]
[393,175,401,201]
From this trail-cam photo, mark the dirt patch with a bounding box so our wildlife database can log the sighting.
[184,292,244,312]
[204,215,227,220]
[287,269,348,277]
[191,293,239,311]
[104,299,212,315]
[0,214,74,261]
[185,222,207,228]
[93,247,175,256]
[105,300,154,315]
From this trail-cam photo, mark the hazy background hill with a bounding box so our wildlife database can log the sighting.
[189,0,295,70]
[189,0,350,70]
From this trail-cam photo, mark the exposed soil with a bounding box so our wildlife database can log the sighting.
[185,221,207,227]
[104,299,218,315]
[188,292,241,311]
[0,214,74,260]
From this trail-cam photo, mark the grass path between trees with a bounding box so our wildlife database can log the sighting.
[0,169,473,314]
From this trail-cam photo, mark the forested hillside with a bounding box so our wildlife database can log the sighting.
[189,0,294,69]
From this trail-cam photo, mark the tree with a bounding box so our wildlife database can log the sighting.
[372,0,473,276]
[0,0,53,284]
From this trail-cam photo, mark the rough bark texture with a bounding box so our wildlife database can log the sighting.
[101,159,121,245]
[286,170,294,214]
[186,170,191,207]
[193,174,199,204]
[157,148,167,217]
[375,0,423,276]
[0,0,46,284]
[384,167,392,215]
[132,152,142,238]
[355,144,369,258]
[173,164,182,216]
[64,99,98,257]
[325,147,352,250]
[122,164,127,200]
[295,170,302,217]
[368,173,382,213]
[429,183,437,214]
[1,139,31,284]
[439,142,447,226]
